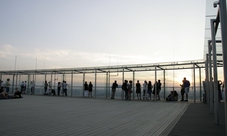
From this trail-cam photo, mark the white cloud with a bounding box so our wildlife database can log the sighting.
[0,45,15,58]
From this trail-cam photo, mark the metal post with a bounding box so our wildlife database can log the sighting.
[106,72,108,98]
[51,73,53,88]
[71,71,73,97]
[218,0,227,131]
[45,73,47,82]
[163,70,166,100]
[16,73,21,87]
[83,73,85,97]
[108,71,110,98]
[206,54,210,104]
[155,66,157,101]
[208,41,214,113]
[199,68,202,102]
[122,68,124,99]
[28,74,30,94]
[12,74,15,93]
[95,69,97,98]
[16,73,18,90]
[63,73,65,82]
[193,63,196,103]
[54,72,56,91]
[44,73,46,94]
[211,19,219,124]
[133,71,135,99]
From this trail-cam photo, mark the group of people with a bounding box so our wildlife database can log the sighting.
[0,79,10,93]
[1,78,35,95]
[165,77,190,102]
[20,81,27,94]
[44,80,68,96]
[0,78,22,99]
[84,81,93,97]
[110,79,162,101]
[180,77,190,101]
[0,86,22,99]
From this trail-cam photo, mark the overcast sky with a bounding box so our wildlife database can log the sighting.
[0,0,208,71]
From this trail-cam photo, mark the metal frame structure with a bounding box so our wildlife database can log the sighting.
[0,59,224,102]
[206,0,227,133]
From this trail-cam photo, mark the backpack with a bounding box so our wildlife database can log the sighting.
[122,83,126,90]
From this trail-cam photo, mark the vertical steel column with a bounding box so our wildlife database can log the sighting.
[208,41,214,113]
[63,73,65,81]
[16,73,21,87]
[54,72,56,91]
[45,73,47,82]
[12,74,15,93]
[211,19,219,124]
[108,71,110,98]
[133,71,135,99]
[28,74,30,94]
[94,69,97,98]
[206,54,210,104]
[155,66,157,101]
[199,68,202,102]
[106,72,108,98]
[193,63,196,103]
[51,73,53,88]
[83,73,85,97]
[122,68,124,99]
[163,70,166,99]
[16,73,18,89]
[219,0,227,131]
[71,71,73,97]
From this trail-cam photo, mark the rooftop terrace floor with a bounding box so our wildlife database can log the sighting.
[0,95,225,136]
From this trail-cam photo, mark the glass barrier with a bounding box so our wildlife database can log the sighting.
[7,85,205,102]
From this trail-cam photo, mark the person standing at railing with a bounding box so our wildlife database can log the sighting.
[122,80,128,100]
[157,80,162,100]
[31,81,35,95]
[128,80,133,100]
[57,82,62,96]
[0,80,2,87]
[180,80,185,101]
[147,81,152,100]
[88,81,93,98]
[62,81,67,96]
[84,81,89,97]
[111,80,118,99]
[143,80,147,100]
[218,80,223,102]
[183,77,190,101]
[136,80,141,100]
[5,78,10,93]
[44,81,48,94]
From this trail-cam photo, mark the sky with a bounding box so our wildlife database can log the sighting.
[0,0,207,71]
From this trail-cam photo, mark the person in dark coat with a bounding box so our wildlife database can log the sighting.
[88,81,93,98]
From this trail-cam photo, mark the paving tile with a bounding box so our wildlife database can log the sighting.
[0,95,189,136]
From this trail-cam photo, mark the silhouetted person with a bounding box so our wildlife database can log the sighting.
[88,81,93,98]
[44,81,48,93]
[57,82,62,96]
[136,80,141,100]
[111,80,118,99]
[122,80,128,100]
[183,77,190,101]
[84,81,89,97]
